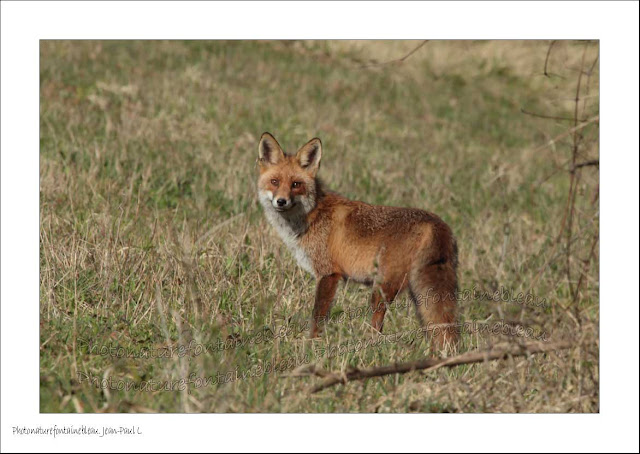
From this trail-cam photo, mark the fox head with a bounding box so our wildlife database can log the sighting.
[257,132,322,216]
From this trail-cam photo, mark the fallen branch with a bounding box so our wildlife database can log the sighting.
[301,340,573,393]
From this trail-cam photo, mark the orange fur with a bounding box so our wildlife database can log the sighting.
[257,132,458,351]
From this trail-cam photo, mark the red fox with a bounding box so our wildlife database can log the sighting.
[257,132,458,350]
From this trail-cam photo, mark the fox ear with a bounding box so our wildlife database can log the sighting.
[296,138,322,176]
[258,132,285,166]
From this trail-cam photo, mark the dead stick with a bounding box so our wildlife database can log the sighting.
[310,340,573,393]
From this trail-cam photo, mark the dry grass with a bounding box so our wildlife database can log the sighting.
[40,40,599,413]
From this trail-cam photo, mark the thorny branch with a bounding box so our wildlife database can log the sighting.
[527,41,599,308]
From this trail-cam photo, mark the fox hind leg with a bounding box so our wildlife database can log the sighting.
[409,263,458,353]
[370,283,402,333]
[370,289,387,332]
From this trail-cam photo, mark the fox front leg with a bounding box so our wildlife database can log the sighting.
[310,274,341,337]
[370,289,387,332]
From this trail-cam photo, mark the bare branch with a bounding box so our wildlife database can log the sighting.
[566,46,589,300]
[543,40,565,79]
[544,40,557,77]
[301,340,573,393]
[571,159,599,172]
[359,40,429,69]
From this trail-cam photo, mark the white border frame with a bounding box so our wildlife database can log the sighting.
[2,1,638,453]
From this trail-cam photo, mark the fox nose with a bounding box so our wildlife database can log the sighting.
[276,198,287,207]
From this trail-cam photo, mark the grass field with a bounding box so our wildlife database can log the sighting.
[40,40,599,413]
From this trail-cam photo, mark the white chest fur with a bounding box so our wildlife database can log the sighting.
[259,192,315,275]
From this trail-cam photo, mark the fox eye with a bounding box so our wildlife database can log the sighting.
[270,179,279,187]
[292,181,302,189]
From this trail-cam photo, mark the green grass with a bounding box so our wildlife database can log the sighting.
[40,40,599,413]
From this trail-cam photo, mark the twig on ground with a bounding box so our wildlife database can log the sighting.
[294,340,573,393]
